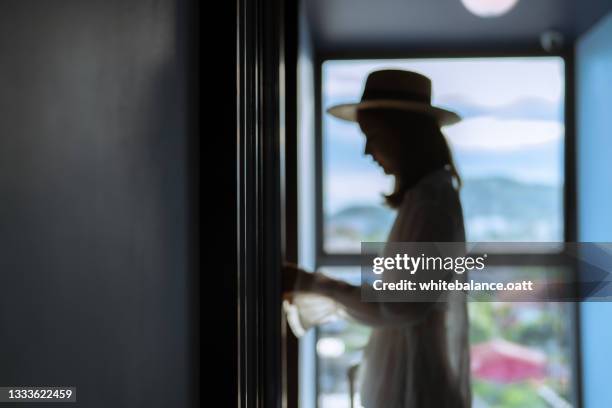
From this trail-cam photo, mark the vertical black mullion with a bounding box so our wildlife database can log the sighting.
[564,50,577,244]
[255,0,263,405]
[237,0,247,405]
[215,0,237,404]
[251,0,259,401]
[261,0,284,406]
[282,0,300,406]
[237,0,267,405]
[563,48,583,408]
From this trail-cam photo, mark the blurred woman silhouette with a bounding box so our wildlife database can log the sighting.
[283,70,471,408]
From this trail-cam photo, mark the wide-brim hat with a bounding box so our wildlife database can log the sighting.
[326,69,461,126]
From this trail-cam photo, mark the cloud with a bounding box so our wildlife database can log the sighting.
[445,117,564,152]
[438,95,562,122]
[324,77,363,100]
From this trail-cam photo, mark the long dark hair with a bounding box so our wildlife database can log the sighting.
[358,108,461,208]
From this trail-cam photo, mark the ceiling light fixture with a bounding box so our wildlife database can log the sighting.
[461,0,519,18]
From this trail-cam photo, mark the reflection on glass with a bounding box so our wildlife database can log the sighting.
[322,57,565,252]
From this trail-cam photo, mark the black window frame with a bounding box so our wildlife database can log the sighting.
[310,49,582,408]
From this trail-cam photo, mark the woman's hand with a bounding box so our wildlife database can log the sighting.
[282,262,316,302]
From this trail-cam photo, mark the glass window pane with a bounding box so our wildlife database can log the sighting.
[315,267,574,408]
[469,266,574,407]
[322,57,565,252]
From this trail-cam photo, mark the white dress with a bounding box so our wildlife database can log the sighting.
[285,167,471,408]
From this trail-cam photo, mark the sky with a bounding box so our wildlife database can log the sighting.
[322,57,565,214]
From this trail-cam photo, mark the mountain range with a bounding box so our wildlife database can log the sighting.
[325,177,562,252]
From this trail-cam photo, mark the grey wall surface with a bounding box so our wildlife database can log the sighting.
[0,1,196,407]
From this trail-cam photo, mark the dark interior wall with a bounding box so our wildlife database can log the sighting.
[0,1,196,407]
[576,0,612,36]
